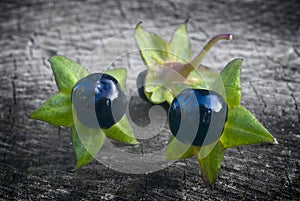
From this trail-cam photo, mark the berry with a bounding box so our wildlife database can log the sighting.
[72,73,126,129]
[168,88,227,146]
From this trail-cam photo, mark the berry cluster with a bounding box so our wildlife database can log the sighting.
[30,21,275,184]
[72,71,227,147]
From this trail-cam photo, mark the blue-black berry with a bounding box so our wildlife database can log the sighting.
[168,88,227,146]
[72,73,126,129]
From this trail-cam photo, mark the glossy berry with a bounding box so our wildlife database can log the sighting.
[168,88,227,146]
[72,73,126,129]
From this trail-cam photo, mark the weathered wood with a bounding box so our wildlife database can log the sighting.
[0,0,299,200]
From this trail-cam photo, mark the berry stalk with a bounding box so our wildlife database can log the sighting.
[181,34,233,77]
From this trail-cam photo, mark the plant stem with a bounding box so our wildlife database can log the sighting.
[181,34,233,77]
[193,146,200,156]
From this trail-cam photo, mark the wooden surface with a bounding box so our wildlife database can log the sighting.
[0,0,299,200]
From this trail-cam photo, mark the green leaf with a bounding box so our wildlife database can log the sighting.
[197,141,220,160]
[144,65,184,104]
[30,93,73,127]
[164,90,174,104]
[197,141,225,184]
[220,59,242,108]
[220,106,275,148]
[171,82,190,96]
[186,65,226,98]
[135,23,169,67]
[71,124,105,169]
[31,56,89,127]
[105,68,148,147]
[166,136,194,160]
[150,87,166,104]
[186,65,219,88]
[71,125,93,168]
[186,69,207,89]
[49,55,89,94]
[105,68,127,89]
[102,115,139,145]
[169,21,191,63]
[72,110,106,168]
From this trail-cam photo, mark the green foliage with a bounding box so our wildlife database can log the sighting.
[30,56,89,127]
[169,21,191,63]
[135,22,192,104]
[103,115,139,145]
[31,22,275,185]
[166,56,275,184]
[30,92,73,127]
[166,136,194,160]
[48,55,89,94]
[220,106,274,148]
[71,124,105,169]
[220,59,242,108]
[139,22,275,184]
[197,142,225,184]
[31,56,137,168]
[135,22,169,66]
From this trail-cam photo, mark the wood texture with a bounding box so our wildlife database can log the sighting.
[0,0,299,200]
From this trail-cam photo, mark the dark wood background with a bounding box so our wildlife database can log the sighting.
[0,0,299,200]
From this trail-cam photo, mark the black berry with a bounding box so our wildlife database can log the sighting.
[72,73,126,129]
[168,88,227,146]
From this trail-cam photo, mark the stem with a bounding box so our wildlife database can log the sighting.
[192,34,233,67]
[181,34,233,77]
[193,146,200,156]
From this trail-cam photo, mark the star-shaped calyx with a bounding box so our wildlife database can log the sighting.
[135,21,276,184]
[30,56,138,169]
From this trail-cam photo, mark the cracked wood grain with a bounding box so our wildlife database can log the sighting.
[0,0,299,200]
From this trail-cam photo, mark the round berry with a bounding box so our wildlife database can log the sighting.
[168,88,227,146]
[72,73,126,129]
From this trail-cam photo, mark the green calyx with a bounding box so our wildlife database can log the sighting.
[136,21,276,184]
[135,21,233,104]
[30,56,138,169]
[30,21,276,185]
